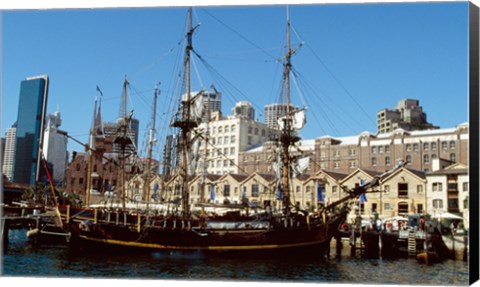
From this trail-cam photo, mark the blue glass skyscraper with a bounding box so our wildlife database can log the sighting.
[13,75,49,185]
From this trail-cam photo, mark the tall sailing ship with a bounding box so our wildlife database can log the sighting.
[55,7,405,256]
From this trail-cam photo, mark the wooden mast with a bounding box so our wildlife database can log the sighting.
[85,96,98,207]
[281,7,295,216]
[145,84,159,209]
[173,7,198,218]
[119,77,129,210]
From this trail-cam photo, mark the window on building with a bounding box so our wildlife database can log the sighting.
[372,157,377,166]
[398,202,409,214]
[224,148,228,155]
[441,141,448,150]
[349,149,356,156]
[224,136,229,144]
[406,144,411,152]
[384,185,390,192]
[251,184,259,197]
[254,128,259,135]
[332,186,338,194]
[463,182,469,192]
[296,186,300,193]
[417,185,423,193]
[379,146,384,154]
[218,137,223,145]
[211,138,216,145]
[231,125,236,132]
[225,126,229,133]
[385,146,390,154]
[248,127,252,134]
[398,183,408,198]
[234,187,238,195]
[431,142,437,150]
[433,199,443,209]
[230,147,235,154]
[372,146,377,154]
[248,136,252,145]
[413,143,419,152]
[450,141,456,149]
[76,164,81,171]
[306,186,311,193]
[349,161,356,168]
[423,142,429,151]
[406,155,412,164]
[217,160,222,168]
[450,153,456,163]
[79,178,84,185]
[464,196,469,209]
[224,160,228,167]
[417,204,424,214]
[231,135,236,143]
[218,126,223,133]
[224,184,230,196]
[385,156,391,166]
[384,202,392,211]
[448,182,458,191]
[432,182,443,192]
[334,150,340,157]
[431,154,437,160]
[70,178,76,186]
[334,161,340,169]
[423,154,429,164]
[261,130,266,136]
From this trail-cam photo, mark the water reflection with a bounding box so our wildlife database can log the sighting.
[2,229,469,285]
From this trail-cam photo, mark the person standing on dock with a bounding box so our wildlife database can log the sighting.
[419,216,425,231]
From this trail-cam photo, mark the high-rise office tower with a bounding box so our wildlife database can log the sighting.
[2,123,17,181]
[232,101,255,120]
[43,111,68,184]
[264,103,297,130]
[13,75,49,185]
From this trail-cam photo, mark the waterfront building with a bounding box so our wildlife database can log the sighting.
[239,123,469,176]
[377,98,438,134]
[42,111,68,185]
[426,160,469,229]
[2,123,17,181]
[12,75,49,185]
[196,112,272,175]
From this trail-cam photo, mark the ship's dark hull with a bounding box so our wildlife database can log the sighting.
[59,206,346,257]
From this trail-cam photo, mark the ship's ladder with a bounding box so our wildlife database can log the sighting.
[407,230,417,257]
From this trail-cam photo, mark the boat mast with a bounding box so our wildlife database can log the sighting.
[119,77,130,210]
[86,95,98,208]
[280,7,297,216]
[145,83,159,209]
[173,7,198,218]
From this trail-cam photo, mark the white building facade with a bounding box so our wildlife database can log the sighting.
[2,125,17,180]
[42,111,68,184]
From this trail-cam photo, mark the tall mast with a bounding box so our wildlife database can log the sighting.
[281,7,294,216]
[118,77,131,210]
[173,7,198,218]
[145,83,159,209]
[85,96,98,207]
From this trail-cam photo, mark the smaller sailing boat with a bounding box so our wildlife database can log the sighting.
[56,7,406,256]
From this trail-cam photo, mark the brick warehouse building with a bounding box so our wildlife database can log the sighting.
[239,123,469,176]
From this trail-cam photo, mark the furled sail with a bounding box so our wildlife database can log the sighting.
[277,109,306,131]
[291,156,310,177]
[181,91,205,124]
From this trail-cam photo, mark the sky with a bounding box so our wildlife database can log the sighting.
[1,0,472,162]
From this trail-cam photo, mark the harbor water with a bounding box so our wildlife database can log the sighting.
[1,229,470,285]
